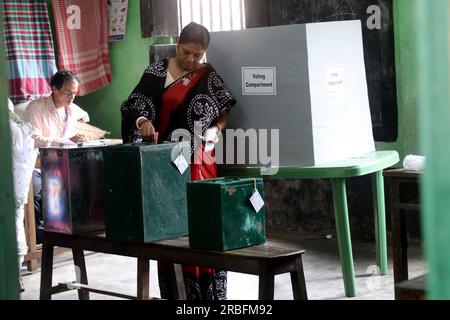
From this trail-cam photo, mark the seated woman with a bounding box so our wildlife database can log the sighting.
[23,71,89,243]
[8,98,38,291]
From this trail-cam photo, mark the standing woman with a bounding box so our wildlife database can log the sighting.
[121,22,236,300]
[7,98,38,291]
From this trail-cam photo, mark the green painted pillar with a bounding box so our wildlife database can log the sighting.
[387,0,421,159]
[0,4,20,299]
[416,0,450,300]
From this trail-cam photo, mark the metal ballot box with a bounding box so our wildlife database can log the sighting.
[187,177,266,251]
[40,146,106,234]
[103,142,190,243]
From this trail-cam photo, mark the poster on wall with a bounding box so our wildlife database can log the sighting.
[108,0,128,42]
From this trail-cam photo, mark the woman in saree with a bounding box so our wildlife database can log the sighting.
[120,22,236,300]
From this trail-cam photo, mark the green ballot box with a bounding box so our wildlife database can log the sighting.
[187,177,266,251]
[103,142,190,243]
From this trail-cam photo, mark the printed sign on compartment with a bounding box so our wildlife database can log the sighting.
[242,67,277,95]
[326,66,345,93]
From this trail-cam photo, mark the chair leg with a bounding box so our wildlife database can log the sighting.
[372,171,388,275]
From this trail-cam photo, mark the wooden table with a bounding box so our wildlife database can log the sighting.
[39,232,307,300]
[221,151,400,297]
[383,168,421,298]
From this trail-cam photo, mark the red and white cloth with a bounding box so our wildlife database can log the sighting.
[51,0,111,95]
[3,0,58,104]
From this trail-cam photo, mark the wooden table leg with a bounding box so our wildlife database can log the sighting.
[331,178,356,297]
[290,256,308,300]
[258,264,275,300]
[399,210,409,279]
[372,171,388,275]
[394,209,409,299]
[72,248,89,300]
[137,258,150,300]
[39,238,54,300]
[167,263,186,300]
[390,178,409,286]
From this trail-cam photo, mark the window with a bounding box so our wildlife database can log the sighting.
[179,0,246,32]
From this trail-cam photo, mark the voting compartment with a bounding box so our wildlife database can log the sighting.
[207,20,375,167]
[103,142,190,243]
[187,177,266,251]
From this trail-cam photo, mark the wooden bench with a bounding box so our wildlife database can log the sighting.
[395,275,427,300]
[39,232,308,300]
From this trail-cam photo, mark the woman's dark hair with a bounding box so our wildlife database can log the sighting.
[178,22,210,49]
[50,70,80,89]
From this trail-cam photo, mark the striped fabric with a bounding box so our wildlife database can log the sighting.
[51,0,111,95]
[3,0,57,104]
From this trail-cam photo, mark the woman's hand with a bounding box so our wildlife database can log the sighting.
[203,126,221,153]
[205,126,221,144]
[139,118,158,143]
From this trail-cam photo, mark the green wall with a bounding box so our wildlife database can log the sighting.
[376,0,420,160]
[68,0,173,138]
[0,8,20,299]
